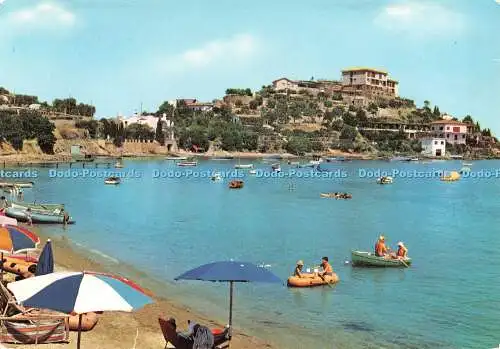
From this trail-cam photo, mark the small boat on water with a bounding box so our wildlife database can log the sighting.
[287,273,339,287]
[287,161,300,166]
[309,159,323,165]
[5,208,75,224]
[104,177,121,185]
[377,176,393,184]
[11,202,65,212]
[440,171,460,182]
[351,251,411,267]
[249,169,257,175]
[114,162,124,168]
[0,182,34,188]
[166,156,188,161]
[298,163,315,168]
[462,162,473,166]
[320,193,352,199]
[229,180,244,189]
[211,172,223,181]
[177,161,198,167]
[459,167,471,175]
[234,164,253,169]
[271,163,281,172]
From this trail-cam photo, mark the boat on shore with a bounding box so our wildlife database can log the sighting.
[177,161,197,167]
[351,251,411,267]
[11,202,65,212]
[234,164,253,169]
[212,156,234,160]
[229,180,244,189]
[287,273,339,287]
[5,208,75,224]
[104,177,121,185]
[377,176,393,184]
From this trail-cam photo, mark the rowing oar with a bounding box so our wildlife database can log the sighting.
[400,258,409,268]
[317,273,333,288]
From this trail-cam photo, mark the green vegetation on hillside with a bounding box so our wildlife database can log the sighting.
[0,110,56,153]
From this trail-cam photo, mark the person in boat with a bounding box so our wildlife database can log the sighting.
[294,260,305,277]
[392,241,408,259]
[319,257,333,277]
[374,235,388,257]
[0,196,8,212]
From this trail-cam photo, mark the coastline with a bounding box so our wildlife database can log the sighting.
[17,227,278,349]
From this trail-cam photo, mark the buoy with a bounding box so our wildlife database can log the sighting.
[344,260,350,265]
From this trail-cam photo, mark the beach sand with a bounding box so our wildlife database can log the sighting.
[6,230,278,349]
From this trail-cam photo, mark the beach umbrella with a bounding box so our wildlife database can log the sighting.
[175,261,282,338]
[35,239,54,276]
[0,224,39,254]
[7,271,153,349]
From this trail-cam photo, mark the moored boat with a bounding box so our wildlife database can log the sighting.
[11,202,65,212]
[248,169,257,175]
[234,164,253,169]
[114,162,124,168]
[177,161,198,167]
[377,176,393,184]
[287,273,339,287]
[440,171,460,182]
[271,163,281,172]
[320,192,352,199]
[0,181,34,188]
[229,180,244,189]
[351,250,411,267]
[211,172,223,181]
[104,177,121,185]
[5,208,75,224]
[166,156,188,161]
[462,162,473,166]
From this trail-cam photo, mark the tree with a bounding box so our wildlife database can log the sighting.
[156,101,175,117]
[155,117,165,145]
[340,125,357,141]
[356,109,368,126]
[433,106,440,117]
[343,111,358,127]
[423,100,431,111]
[367,103,378,115]
[324,100,333,108]
[462,115,474,124]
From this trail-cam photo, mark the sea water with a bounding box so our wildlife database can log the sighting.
[19,159,500,348]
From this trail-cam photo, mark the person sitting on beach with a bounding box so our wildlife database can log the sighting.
[319,257,333,277]
[374,235,388,257]
[166,318,193,349]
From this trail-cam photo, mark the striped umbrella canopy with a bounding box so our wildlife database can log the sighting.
[8,271,153,348]
[0,224,39,254]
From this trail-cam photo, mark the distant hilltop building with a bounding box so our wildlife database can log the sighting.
[120,114,158,129]
[272,67,399,106]
[174,98,214,112]
[341,67,399,97]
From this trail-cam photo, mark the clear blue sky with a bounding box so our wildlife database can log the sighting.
[1,0,499,133]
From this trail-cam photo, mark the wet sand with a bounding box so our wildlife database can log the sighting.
[8,229,278,349]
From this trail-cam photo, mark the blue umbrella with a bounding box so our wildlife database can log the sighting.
[35,239,54,276]
[175,261,282,337]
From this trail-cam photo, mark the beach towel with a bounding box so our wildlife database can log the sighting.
[193,325,214,349]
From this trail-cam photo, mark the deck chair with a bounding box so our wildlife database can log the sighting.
[158,317,192,349]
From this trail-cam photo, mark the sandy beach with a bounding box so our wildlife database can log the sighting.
[5,228,277,349]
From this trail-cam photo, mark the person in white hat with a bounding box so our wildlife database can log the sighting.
[293,260,305,278]
[395,241,408,259]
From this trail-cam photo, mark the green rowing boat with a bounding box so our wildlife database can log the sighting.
[351,250,411,267]
[11,202,65,211]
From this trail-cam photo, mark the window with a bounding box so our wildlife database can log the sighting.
[434,141,438,145]
[446,134,449,138]
[454,135,458,140]
[446,126,450,130]
[462,135,465,138]
[441,141,444,145]
[439,126,443,130]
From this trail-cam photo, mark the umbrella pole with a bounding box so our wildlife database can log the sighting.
[229,281,233,338]
[1,252,3,283]
[77,314,82,349]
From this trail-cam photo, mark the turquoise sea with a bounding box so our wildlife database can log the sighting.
[14,158,500,349]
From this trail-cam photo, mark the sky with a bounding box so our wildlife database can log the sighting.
[0,0,499,133]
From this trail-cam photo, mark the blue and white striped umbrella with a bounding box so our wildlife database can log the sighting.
[7,271,153,314]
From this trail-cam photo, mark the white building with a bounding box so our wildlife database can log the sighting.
[272,78,300,91]
[430,120,469,145]
[120,114,158,130]
[421,138,446,157]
